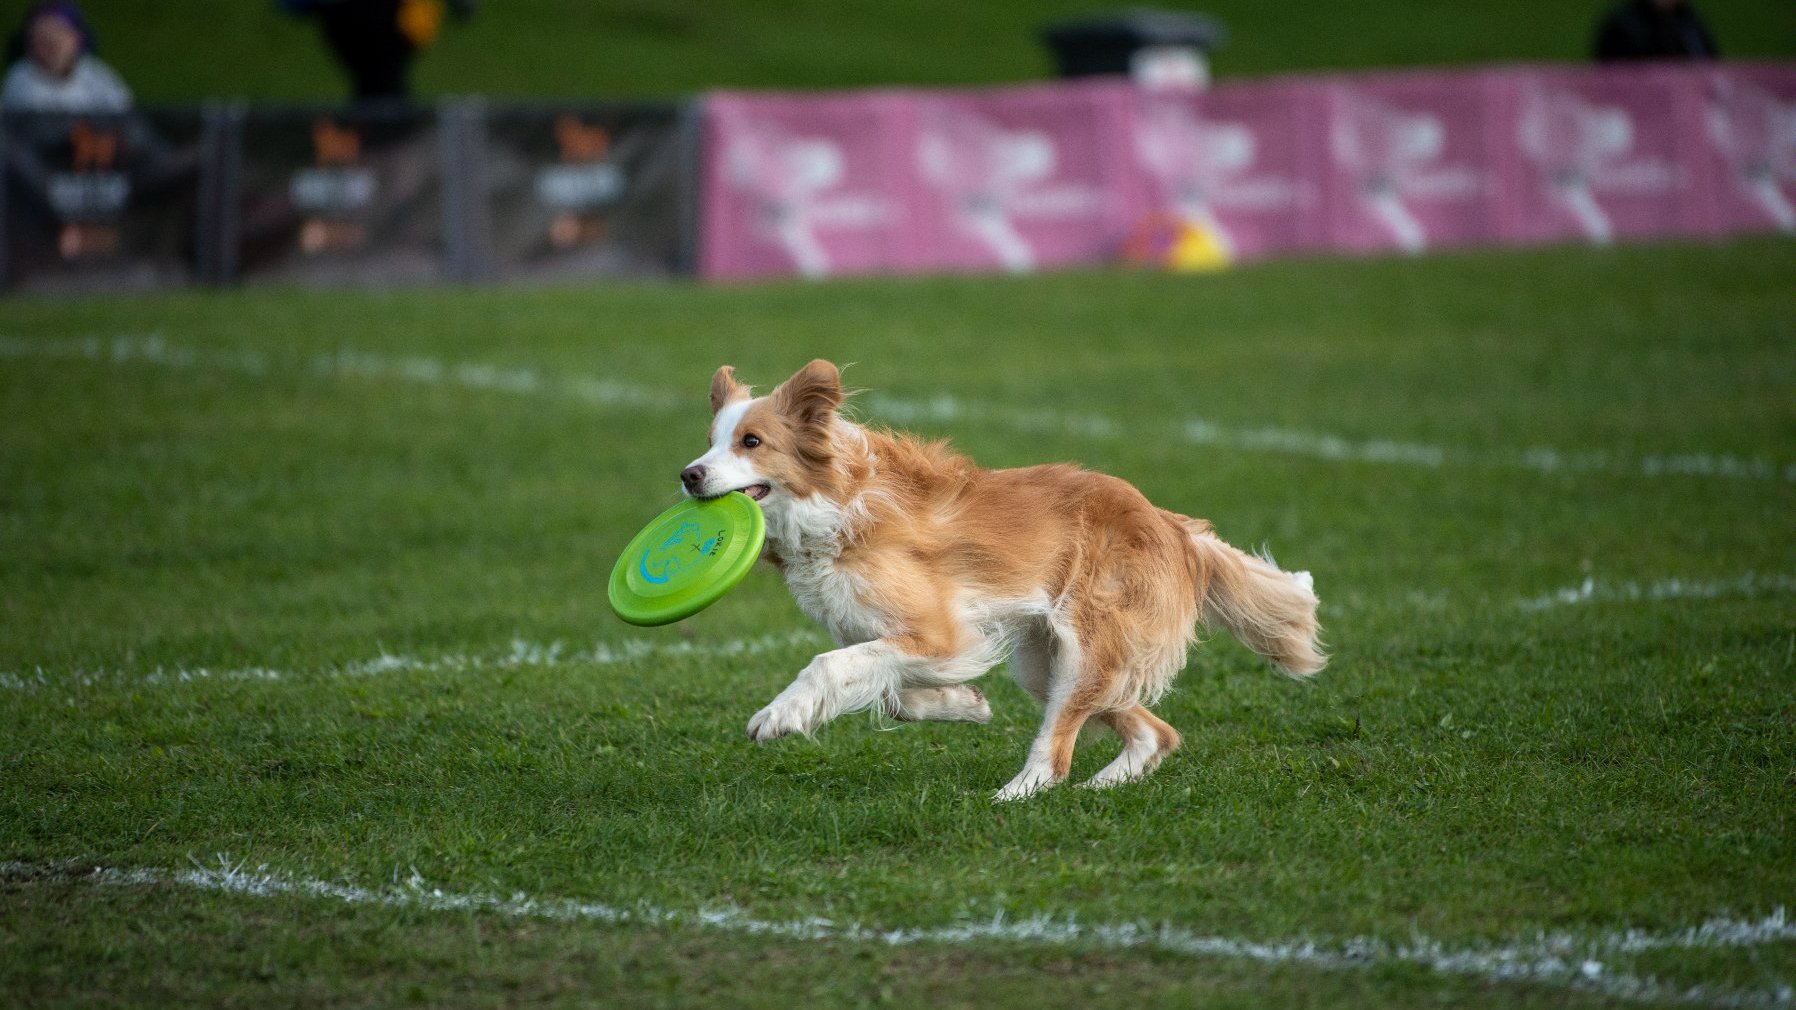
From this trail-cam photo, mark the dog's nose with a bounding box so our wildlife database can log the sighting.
[680,465,707,493]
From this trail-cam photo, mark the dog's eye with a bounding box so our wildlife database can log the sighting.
[741,433,762,449]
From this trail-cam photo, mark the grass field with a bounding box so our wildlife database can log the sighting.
[64,0,1796,104]
[3,239,1795,1006]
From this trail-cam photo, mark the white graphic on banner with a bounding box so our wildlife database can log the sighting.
[723,123,893,278]
[1135,99,1249,259]
[1518,84,1676,245]
[1705,79,1796,232]
[918,109,1101,273]
[1332,94,1478,253]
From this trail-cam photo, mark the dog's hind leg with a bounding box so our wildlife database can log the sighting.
[1008,623,1054,704]
[993,683,1102,802]
[1084,706,1180,789]
[993,621,1104,802]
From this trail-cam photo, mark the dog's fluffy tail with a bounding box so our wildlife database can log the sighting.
[1181,520,1327,677]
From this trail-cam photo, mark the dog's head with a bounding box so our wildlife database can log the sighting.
[680,359,845,509]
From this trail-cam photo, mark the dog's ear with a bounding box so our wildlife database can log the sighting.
[774,359,841,427]
[709,365,749,415]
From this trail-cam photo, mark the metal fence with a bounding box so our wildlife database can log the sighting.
[2,99,697,292]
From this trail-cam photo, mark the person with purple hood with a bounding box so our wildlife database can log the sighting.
[1,2,131,112]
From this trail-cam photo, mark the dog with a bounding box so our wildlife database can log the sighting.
[680,360,1326,801]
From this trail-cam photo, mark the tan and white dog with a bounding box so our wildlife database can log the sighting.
[681,360,1326,801]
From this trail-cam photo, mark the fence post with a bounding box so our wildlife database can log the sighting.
[440,98,493,282]
[196,101,245,285]
[674,97,703,278]
[0,114,11,289]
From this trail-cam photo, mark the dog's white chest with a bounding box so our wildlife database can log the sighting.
[764,492,885,646]
[781,551,884,646]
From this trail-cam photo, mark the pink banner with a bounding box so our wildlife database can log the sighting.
[908,82,1137,273]
[698,62,1795,282]
[1691,64,1796,237]
[700,91,918,280]
[1496,65,1712,246]
[1122,81,1328,261]
[1319,72,1505,255]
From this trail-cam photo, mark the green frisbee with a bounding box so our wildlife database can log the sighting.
[608,492,767,626]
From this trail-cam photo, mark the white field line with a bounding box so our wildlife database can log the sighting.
[4,332,1789,483]
[0,630,827,694]
[314,349,681,410]
[3,858,1790,1008]
[0,331,273,374]
[1517,572,1796,612]
[866,392,1796,484]
[1322,569,1796,619]
[6,571,1791,693]
[0,333,679,410]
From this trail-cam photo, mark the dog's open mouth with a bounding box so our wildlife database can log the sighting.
[737,484,771,502]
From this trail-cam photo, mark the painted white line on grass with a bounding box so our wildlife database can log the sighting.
[870,391,1793,483]
[312,349,680,410]
[1182,416,1448,467]
[5,858,1790,1008]
[7,568,1790,693]
[0,331,271,375]
[0,630,827,694]
[6,333,1788,484]
[0,333,679,410]
[1517,572,1796,612]
[864,390,1451,466]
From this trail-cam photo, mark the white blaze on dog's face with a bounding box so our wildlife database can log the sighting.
[680,360,845,507]
[681,365,764,501]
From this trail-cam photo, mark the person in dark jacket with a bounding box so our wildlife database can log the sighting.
[280,0,473,103]
[1593,0,1719,62]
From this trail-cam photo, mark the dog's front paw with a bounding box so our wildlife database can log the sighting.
[746,688,822,743]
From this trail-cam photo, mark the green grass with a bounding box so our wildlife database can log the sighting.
[69,0,1796,104]
[3,873,1645,1010]
[3,239,1795,1005]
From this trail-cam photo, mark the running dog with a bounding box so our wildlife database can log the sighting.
[680,360,1325,800]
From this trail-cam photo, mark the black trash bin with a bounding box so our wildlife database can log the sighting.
[1041,7,1226,81]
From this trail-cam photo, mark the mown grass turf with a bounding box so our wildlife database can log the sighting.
[2,239,1794,1006]
[2,873,1644,1010]
[67,0,1796,104]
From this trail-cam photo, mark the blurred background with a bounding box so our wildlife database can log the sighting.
[3,0,1792,292]
[36,0,1796,100]
[3,10,1794,1006]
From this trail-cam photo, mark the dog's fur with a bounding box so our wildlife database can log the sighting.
[681,360,1325,801]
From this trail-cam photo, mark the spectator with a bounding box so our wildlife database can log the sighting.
[281,0,473,103]
[1593,0,1720,62]
[1,2,131,112]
